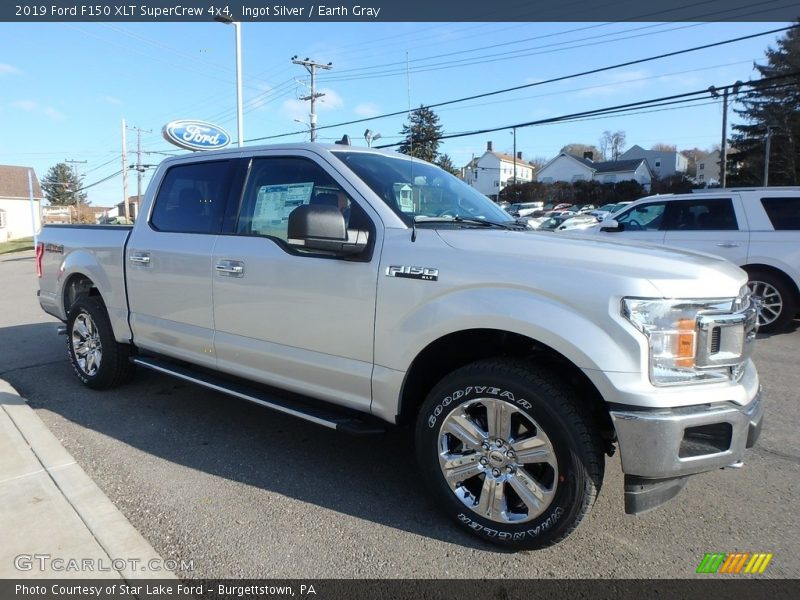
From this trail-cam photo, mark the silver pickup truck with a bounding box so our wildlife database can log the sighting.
[37,143,763,550]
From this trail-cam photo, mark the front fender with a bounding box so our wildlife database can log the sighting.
[374,284,648,378]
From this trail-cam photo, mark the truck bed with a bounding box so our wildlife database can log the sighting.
[37,224,133,342]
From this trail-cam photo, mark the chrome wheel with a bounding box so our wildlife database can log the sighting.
[437,397,558,524]
[748,280,783,329]
[71,312,103,377]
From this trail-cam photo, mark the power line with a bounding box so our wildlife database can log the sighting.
[246,24,797,144]
[373,76,799,148]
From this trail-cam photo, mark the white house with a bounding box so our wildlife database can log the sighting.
[0,165,43,241]
[619,144,688,178]
[536,153,652,189]
[696,150,720,185]
[463,141,535,199]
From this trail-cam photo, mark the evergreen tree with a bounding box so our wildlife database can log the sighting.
[729,25,800,185]
[398,105,443,163]
[435,153,459,176]
[41,163,87,206]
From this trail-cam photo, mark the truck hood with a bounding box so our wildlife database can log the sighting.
[435,228,747,298]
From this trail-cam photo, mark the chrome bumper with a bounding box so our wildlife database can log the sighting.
[610,387,763,480]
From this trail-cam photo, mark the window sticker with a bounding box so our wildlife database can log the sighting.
[251,182,313,232]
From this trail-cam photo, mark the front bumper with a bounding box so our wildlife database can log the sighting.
[610,386,763,513]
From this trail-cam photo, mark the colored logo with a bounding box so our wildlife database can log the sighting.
[697,552,773,574]
[162,120,231,151]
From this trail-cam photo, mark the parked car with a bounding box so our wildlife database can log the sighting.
[590,201,633,222]
[586,188,800,332]
[36,144,762,550]
[556,215,600,231]
[507,201,543,218]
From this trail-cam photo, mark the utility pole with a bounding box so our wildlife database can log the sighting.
[128,125,152,209]
[121,118,130,221]
[511,128,517,184]
[720,88,729,188]
[291,56,332,142]
[709,81,742,188]
[763,126,775,187]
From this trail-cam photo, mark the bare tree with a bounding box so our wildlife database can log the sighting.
[651,143,677,152]
[600,130,627,160]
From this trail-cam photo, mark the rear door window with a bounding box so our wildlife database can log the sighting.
[663,198,738,231]
[151,160,232,233]
[761,197,800,230]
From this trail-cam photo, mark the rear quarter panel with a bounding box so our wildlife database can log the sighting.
[37,225,133,342]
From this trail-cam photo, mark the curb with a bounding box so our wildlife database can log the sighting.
[0,378,176,580]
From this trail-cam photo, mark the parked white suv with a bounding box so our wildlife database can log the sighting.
[585,188,800,332]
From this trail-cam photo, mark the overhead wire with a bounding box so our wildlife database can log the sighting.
[245,24,798,143]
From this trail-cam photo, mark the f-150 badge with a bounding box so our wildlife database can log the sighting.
[386,265,439,281]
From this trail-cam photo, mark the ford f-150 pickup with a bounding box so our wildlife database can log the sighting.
[37,143,763,549]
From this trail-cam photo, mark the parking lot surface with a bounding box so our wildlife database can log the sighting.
[2,250,798,578]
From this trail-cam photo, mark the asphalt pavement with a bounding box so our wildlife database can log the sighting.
[1,249,798,579]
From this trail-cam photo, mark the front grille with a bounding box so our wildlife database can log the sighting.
[710,326,721,354]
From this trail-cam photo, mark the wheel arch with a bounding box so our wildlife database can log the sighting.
[62,272,101,314]
[743,263,800,303]
[396,328,616,454]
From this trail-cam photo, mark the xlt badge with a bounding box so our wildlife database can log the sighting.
[386,265,439,281]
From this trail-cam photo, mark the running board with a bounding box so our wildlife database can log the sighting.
[131,356,385,436]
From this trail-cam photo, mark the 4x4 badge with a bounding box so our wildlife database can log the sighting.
[386,265,439,281]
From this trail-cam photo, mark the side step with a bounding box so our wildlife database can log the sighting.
[131,356,385,436]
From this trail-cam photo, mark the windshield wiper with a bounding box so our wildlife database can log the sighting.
[413,216,524,230]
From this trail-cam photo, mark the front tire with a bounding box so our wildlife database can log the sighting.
[66,296,135,389]
[415,358,604,550]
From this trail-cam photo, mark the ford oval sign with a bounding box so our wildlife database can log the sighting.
[162,120,231,151]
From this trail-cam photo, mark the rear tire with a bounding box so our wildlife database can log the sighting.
[747,269,797,333]
[415,358,604,550]
[66,296,135,389]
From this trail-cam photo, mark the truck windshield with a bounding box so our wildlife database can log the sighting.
[333,150,512,226]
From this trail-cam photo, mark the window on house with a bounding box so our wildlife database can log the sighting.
[699,174,704,180]
[0,209,6,229]
[655,159,662,168]
[571,174,586,182]
[699,163,705,170]
[603,174,616,183]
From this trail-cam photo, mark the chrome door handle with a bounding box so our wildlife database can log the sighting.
[129,253,150,265]
[215,261,245,277]
[716,243,739,248]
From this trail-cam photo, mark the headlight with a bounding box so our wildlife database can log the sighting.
[622,297,733,386]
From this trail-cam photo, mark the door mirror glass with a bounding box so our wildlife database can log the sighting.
[600,218,622,232]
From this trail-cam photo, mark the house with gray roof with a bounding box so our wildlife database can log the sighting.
[619,144,688,178]
[536,153,653,189]
[0,165,43,241]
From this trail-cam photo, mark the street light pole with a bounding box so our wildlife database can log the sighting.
[216,16,243,147]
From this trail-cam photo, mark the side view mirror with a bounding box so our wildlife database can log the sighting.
[600,219,623,232]
[287,204,368,256]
